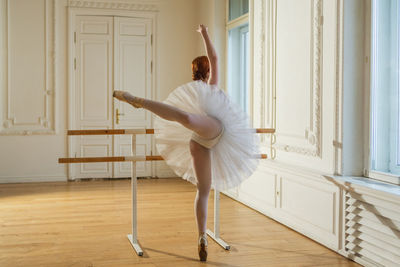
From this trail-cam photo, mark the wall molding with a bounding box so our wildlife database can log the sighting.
[273,0,323,157]
[0,0,56,135]
[252,0,275,150]
[334,0,344,174]
[253,0,266,141]
[68,0,158,12]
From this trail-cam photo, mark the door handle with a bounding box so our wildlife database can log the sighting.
[116,108,125,124]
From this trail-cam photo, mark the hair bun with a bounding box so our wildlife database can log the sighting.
[192,70,205,81]
[191,56,210,82]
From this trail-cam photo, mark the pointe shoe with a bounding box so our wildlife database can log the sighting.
[198,234,208,261]
[113,90,145,108]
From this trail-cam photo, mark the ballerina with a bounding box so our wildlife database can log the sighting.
[113,24,260,262]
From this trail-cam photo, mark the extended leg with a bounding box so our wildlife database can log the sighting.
[113,91,222,139]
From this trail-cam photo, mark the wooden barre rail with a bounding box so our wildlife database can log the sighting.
[59,156,164,164]
[59,154,267,164]
[255,128,275,134]
[67,128,275,136]
[68,129,155,135]
[61,127,271,164]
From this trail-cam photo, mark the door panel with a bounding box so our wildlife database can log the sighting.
[113,17,152,178]
[80,20,110,34]
[80,40,111,121]
[119,21,146,36]
[80,144,111,173]
[73,16,113,178]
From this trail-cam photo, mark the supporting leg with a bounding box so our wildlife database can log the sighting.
[190,140,212,235]
[206,190,230,250]
[127,134,143,256]
[190,140,212,261]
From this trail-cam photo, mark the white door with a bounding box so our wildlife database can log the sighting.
[70,15,153,179]
[72,16,114,179]
[113,17,153,178]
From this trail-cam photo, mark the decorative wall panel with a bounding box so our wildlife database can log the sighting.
[0,0,56,135]
[273,0,323,157]
[224,161,341,250]
[280,174,336,234]
[239,165,277,209]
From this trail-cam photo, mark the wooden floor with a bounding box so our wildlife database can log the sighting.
[0,178,360,267]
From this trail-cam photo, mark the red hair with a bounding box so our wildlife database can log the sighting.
[191,56,209,82]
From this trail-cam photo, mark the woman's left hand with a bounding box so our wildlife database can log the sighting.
[196,24,208,34]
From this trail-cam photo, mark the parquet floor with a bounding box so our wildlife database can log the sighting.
[0,178,360,267]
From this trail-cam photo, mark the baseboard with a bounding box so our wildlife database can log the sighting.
[0,174,68,184]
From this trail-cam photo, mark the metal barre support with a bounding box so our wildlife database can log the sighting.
[128,134,142,256]
[206,190,230,250]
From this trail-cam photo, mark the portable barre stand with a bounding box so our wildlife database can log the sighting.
[59,128,274,255]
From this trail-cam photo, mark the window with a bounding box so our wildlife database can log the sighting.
[229,0,249,21]
[370,0,400,184]
[226,0,250,115]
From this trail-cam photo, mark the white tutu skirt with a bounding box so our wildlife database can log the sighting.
[154,81,260,191]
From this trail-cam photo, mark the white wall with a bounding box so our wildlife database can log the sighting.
[156,0,199,100]
[0,0,201,182]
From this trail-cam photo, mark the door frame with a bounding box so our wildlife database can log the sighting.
[67,6,157,180]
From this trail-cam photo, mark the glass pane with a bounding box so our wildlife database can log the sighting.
[227,23,249,115]
[370,0,400,175]
[229,0,249,21]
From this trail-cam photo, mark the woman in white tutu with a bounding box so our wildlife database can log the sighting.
[113,24,260,261]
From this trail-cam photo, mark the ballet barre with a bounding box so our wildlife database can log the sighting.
[58,127,274,256]
[59,155,163,163]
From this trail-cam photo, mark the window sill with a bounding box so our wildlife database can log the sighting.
[324,175,400,198]
[365,170,400,186]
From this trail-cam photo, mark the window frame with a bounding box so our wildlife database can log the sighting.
[239,24,250,114]
[225,0,252,117]
[389,0,400,174]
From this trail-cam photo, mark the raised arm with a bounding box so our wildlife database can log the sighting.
[197,24,218,85]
